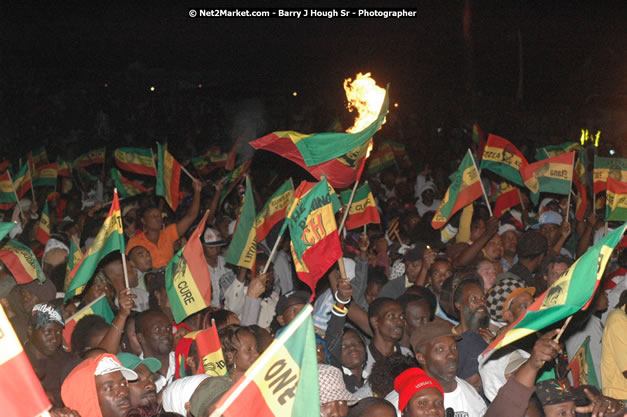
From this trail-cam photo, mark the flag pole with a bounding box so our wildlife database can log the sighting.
[338,179,361,235]
[115,189,131,290]
[554,315,573,343]
[181,165,197,182]
[468,149,493,217]
[28,164,36,203]
[262,232,285,275]
[7,170,25,220]
[209,304,314,417]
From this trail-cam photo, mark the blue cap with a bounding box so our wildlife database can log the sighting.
[532,211,562,229]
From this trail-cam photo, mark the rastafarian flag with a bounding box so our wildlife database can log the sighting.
[521,151,574,206]
[225,177,257,270]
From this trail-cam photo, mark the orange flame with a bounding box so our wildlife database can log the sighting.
[343,73,386,133]
[366,141,374,159]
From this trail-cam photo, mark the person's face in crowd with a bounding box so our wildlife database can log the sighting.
[373,301,405,342]
[457,283,489,331]
[362,403,397,417]
[365,281,383,305]
[484,234,503,260]
[142,208,163,232]
[123,213,138,238]
[83,279,115,307]
[374,236,388,255]
[418,335,458,386]
[406,259,424,281]
[127,364,157,408]
[29,322,63,357]
[42,248,68,279]
[138,312,173,355]
[470,219,486,242]
[546,262,569,287]
[129,247,152,273]
[429,261,453,296]
[421,189,435,206]
[340,330,366,370]
[405,387,445,417]
[104,260,138,289]
[216,221,230,241]
[543,401,576,417]
[233,331,259,372]
[504,290,534,324]
[122,318,143,356]
[61,302,78,321]
[540,223,561,246]
[278,303,305,327]
[203,245,221,260]
[95,371,133,417]
[501,231,518,255]
[476,260,497,291]
[405,299,431,334]
[321,400,349,417]
[19,287,42,314]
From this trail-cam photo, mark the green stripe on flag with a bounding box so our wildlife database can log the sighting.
[225,177,257,269]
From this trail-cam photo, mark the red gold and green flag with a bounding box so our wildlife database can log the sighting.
[30,146,49,169]
[165,210,212,323]
[431,150,483,230]
[0,304,52,417]
[219,159,251,205]
[156,143,182,212]
[255,179,294,243]
[74,147,106,168]
[34,201,51,245]
[33,162,58,188]
[225,177,257,270]
[57,158,73,177]
[494,181,521,218]
[593,156,627,195]
[340,183,381,230]
[521,151,575,206]
[0,159,11,174]
[535,142,581,162]
[368,142,396,174]
[0,223,15,240]
[64,190,125,301]
[202,146,228,166]
[605,178,627,222]
[567,336,599,389]
[190,156,217,176]
[196,324,229,377]
[114,147,156,176]
[388,142,412,168]
[286,178,342,294]
[479,134,528,186]
[12,164,32,199]
[210,304,319,417]
[0,239,46,284]
[481,222,627,358]
[64,238,83,292]
[0,170,17,210]
[111,168,150,199]
[62,294,114,351]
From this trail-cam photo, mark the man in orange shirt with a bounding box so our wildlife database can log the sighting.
[127,179,202,268]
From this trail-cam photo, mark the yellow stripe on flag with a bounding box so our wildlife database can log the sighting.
[234,228,257,269]
[482,145,525,170]
[246,344,301,416]
[300,204,337,247]
[279,131,313,144]
[172,261,207,318]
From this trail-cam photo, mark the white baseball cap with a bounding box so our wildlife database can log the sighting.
[94,356,138,381]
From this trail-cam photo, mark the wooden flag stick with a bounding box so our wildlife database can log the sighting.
[181,165,197,182]
[468,149,493,217]
[363,224,367,235]
[554,315,573,343]
[262,233,284,275]
[28,165,36,203]
[338,179,361,235]
[114,188,130,289]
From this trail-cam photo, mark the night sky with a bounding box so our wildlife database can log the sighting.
[4,2,626,150]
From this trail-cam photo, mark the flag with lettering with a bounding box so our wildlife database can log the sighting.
[165,210,212,323]
[196,324,229,377]
[606,178,627,222]
[210,304,319,417]
[521,151,575,206]
[0,240,45,284]
[0,305,52,417]
[479,134,528,186]
[64,190,125,301]
[567,336,599,389]
[219,159,251,205]
[12,164,32,199]
[62,295,114,351]
[156,143,182,212]
[286,178,342,294]
[255,179,294,243]
[33,162,58,188]
[114,147,157,176]
[225,177,257,270]
[594,156,627,194]
[340,183,381,230]
[535,142,581,162]
[34,201,51,245]
[431,150,483,229]
[482,223,627,358]
[74,147,106,168]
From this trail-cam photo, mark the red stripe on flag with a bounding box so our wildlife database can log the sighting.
[0,352,51,417]
[494,188,521,218]
[297,231,343,294]
[116,160,156,176]
[222,379,275,417]
[345,205,380,230]
[257,209,288,243]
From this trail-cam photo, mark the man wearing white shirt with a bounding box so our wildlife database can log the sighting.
[201,227,232,307]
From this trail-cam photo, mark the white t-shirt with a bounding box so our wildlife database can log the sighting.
[444,377,487,417]
[208,255,230,307]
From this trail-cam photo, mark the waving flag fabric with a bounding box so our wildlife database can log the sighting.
[196,325,229,377]
[34,202,51,245]
[594,156,627,194]
[255,179,294,243]
[494,181,521,218]
[479,134,527,186]
[114,147,156,176]
[111,168,150,198]
[33,162,58,188]
[340,183,380,230]
[0,170,17,210]
[62,295,114,351]
[606,178,627,222]
[225,177,257,269]
[521,152,575,205]
[0,240,45,284]
[156,143,182,212]
[12,164,32,199]
[74,147,105,168]
[219,160,251,205]
[535,142,580,161]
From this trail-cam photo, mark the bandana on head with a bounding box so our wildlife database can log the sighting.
[31,303,65,329]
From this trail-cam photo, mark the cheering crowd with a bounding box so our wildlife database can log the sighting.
[1,99,627,417]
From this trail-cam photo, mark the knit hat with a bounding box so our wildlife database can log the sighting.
[487,278,535,323]
[318,364,358,406]
[189,376,233,417]
[394,367,444,412]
